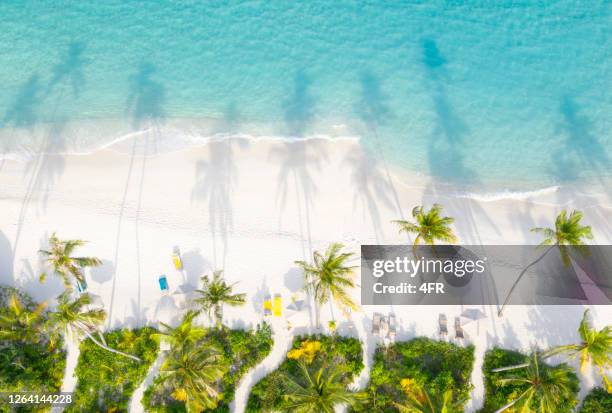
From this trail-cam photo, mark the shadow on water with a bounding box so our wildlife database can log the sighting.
[46,41,87,98]
[551,96,611,197]
[421,39,500,243]
[192,140,239,269]
[351,70,405,238]
[2,75,41,130]
[108,62,166,327]
[284,69,316,137]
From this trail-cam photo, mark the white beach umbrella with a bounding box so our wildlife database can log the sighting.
[460,308,487,325]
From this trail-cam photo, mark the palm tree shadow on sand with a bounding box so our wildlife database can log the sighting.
[191,139,240,269]
[270,70,325,260]
[107,62,166,328]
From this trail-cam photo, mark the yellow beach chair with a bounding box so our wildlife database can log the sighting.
[273,294,282,317]
[172,246,183,270]
[263,295,272,316]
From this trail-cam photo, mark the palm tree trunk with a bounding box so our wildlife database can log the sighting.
[84,331,141,362]
[498,245,555,317]
[491,363,530,373]
[215,304,223,329]
[494,399,518,413]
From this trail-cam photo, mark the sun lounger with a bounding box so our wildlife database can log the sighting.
[439,314,448,337]
[159,275,169,295]
[372,312,381,335]
[273,294,282,317]
[380,316,390,338]
[263,295,272,316]
[388,313,397,340]
[455,316,464,340]
[76,277,88,294]
[172,246,183,270]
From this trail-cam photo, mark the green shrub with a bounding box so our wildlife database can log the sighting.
[352,337,474,413]
[479,347,579,413]
[143,322,273,412]
[246,334,364,412]
[0,286,66,413]
[66,327,159,412]
[579,387,612,413]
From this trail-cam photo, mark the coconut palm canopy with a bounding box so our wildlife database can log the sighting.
[39,233,102,289]
[0,293,47,344]
[499,209,593,316]
[193,270,246,328]
[295,243,358,328]
[393,204,457,248]
[158,342,227,411]
[532,209,593,266]
[547,309,612,392]
[494,353,579,413]
[280,361,366,413]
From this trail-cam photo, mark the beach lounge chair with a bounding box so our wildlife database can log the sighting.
[159,275,169,295]
[439,314,448,337]
[76,277,88,294]
[388,313,397,340]
[263,295,272,316]
[273,294,282,317]
[372,312,381,336]
[455,317,464,340]
[380,315,390,338]
[172,246,183,270]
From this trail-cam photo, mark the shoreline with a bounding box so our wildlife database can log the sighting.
[2,129,611,207]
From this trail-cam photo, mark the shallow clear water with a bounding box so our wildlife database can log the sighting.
[0,1,610,189]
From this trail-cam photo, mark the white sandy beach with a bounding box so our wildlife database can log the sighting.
[1,137,611,412]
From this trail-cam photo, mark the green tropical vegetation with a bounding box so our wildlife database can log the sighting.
[66,327,159,412]
[499,209,593,316]
[352,337,474,413]
[295,243,358,328]
[545,310,611,392]
[480,348,579,413]
[392,204,458,251]
[193,270,246,329]
[143,320,273,412]
[578,387,612,413]
[48,291,141,361]
[246,335,364,412]
[0,286,66,413]
[38,233,102,289]
[281,360,366,412]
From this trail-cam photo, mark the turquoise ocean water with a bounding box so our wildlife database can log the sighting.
[0,1,610,192]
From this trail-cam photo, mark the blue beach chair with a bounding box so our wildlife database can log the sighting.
[76,278,88,294]
[159,275,169,295]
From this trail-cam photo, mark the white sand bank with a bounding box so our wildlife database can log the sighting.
[0,138,610,412]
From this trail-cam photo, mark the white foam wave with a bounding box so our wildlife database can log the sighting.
[454,186,560,202]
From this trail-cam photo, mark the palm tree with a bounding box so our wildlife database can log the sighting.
[39,233,102,289]
[498,210,593,316]
[295,243,358,329]
[151,311,206,351]
[493,353,578,413]
[281,361,365,412]
[47,292,141,361]
[392,204,457,252]
[0,293,47,344]
[193,270,246,329]
[546,310,611,392]
[157,342,227,412]
[394,384,461,413]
